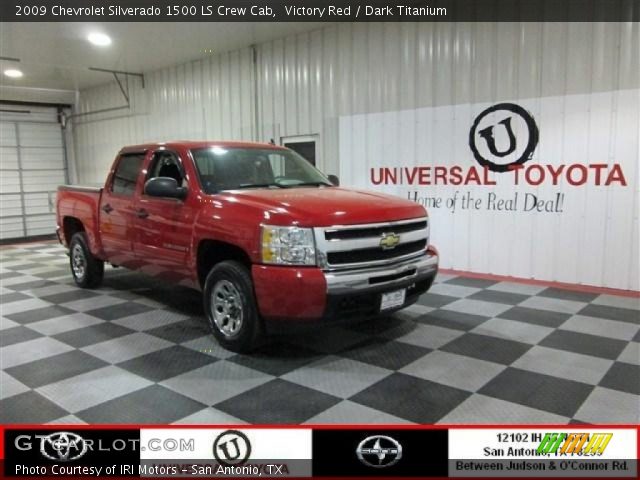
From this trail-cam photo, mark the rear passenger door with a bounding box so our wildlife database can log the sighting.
[99,152,146,268]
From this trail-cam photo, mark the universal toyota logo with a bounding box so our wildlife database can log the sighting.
[356,435,402,468]
[469,102,539,173]
[213,430,251,466]
[40,432,88,462]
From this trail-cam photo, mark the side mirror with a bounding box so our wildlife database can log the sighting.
[327,174,340,186]
[144,177,187,199]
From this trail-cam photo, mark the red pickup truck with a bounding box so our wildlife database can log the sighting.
[57,141,438,351]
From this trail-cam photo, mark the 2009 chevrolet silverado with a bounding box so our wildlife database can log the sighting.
[56,141,439,351]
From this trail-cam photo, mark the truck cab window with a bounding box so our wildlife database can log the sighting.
[147,152,186,187]
[112,153,145,195]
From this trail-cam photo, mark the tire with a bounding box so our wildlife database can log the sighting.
[69,232,104,288]
[203,260,262,353]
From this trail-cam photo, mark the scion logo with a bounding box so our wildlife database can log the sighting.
[356,435,403,468]
[213,430,251,466]
[469,102,539,173]
[39,432,88,462]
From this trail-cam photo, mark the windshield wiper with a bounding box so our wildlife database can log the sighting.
[235,183,286,189]
[282,181,332,188]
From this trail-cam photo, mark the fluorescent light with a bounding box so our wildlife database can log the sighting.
[4,69,23,78]
[87,32,111,46]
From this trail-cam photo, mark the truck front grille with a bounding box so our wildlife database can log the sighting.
[314,217,429,270]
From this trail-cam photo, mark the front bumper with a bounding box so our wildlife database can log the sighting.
[252,249,438,325]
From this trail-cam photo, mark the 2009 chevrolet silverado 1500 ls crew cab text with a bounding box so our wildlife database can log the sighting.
[56,141,439,352]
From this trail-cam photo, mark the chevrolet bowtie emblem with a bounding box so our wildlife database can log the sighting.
[380,232,400,250]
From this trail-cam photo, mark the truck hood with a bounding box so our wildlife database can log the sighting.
[220,187,426,226]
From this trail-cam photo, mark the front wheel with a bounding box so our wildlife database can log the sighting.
[69,232,104,288]
[203,261,262,352]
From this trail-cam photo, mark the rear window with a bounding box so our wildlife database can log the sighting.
[111,153,144,195]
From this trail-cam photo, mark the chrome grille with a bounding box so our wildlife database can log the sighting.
[314,217,429,270]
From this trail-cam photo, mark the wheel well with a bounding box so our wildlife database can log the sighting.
[197,240,251,289]
[63,217,85,245]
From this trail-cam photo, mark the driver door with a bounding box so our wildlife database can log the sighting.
[133,150,195,284]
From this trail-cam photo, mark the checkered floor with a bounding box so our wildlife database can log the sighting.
[1,241,638,425]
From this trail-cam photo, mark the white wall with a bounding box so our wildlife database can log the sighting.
[71,22,639,289]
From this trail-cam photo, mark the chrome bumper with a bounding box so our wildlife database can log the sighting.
[324,252,438,295]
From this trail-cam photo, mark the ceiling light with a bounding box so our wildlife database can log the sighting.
[87,32,111,46]
[4,69,23,78]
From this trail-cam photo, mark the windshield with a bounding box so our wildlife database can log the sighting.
[191,147,332,193]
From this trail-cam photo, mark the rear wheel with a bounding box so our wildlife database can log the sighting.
[203,260,262,352]
[69,232,104,288]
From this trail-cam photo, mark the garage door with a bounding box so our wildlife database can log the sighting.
[0,105,67,241]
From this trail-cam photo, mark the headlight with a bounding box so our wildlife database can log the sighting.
[261,225,316,266]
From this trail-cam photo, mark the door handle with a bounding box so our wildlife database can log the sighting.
[136,209,149,219]
[101,204,113,214]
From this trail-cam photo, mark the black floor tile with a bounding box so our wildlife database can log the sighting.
[417,293,459,308]
[54,322,135,348]
[0,292,31,304]
[0,391,68,424]
[85,301,154,321]
[77,385,206,424]
[0,326,43,347]
[0,272,23,280]
[40,290,101,304]
[229,343,322,376]
[35,269,69,279]
[342,339,430,370]
[3,263,40,271]
[480,368,594,417]
[6,350,108,388]
[441,333,531,365]
[445,277,498,288]
[499,306,571,328]
[5,305,74,324]
[117,346,218,382]
[215,379,341,424]
[419,309,490,331]
[578,304,640,325]
[538,288,598,303]
[468,290,529,305]
[350,372,471,423]
[540,330,627,360]
[145,319,209,344]
[599,362,640,395]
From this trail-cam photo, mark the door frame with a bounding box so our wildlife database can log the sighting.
[280,134,322,171]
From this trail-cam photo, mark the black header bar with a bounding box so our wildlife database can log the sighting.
[1,0,638,22]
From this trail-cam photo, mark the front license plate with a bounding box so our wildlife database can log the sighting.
[380,288,406,311]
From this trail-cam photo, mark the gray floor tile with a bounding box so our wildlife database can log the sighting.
[47,415,87,425]
[599,362,640,395]
[215,379,341,424]
[0,371,30,400]
[27,313,104,336]
[487,282,545,296]
[560,315,639,341]
[520,296,587,314]
[350,372,471,423]
[282,356,392,398]
[37,365,153,412]
[161,360,273,405]
[60,295,128,312]
[173,407,247,425]
[573,387,640,424]
[593,295,640,310]
[441,333,531,365]
[439,394,570,424]
[81,332,173,363]
[305,400,413,424]
[442,298,512,317]
[540,330,627,360]
[1,337,73,369]
[401,350,505,392]
[428,283,481,298]
[512,346,614,385]
[479,368,594,417]
[0,298,54,317]
[380,322,464,350]
[617,342,639,366]
[77,385,206,424]
[471,317,554,344]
